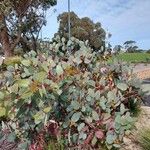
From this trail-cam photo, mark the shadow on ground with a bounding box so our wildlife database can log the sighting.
[142,78,150,106]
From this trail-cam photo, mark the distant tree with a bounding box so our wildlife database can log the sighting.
[0,0,57,57]
[107,43,112,54]
[135,49,144,53]
[123,40,138,53]
[113,45,123,54]
[147,49,150,54]
[55,11,106,52]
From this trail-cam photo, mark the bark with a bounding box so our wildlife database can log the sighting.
[20,36,31,52]
[31,36,37,52]
[0,14,12,57]
[0,14,21,57]
[12,0,33,17]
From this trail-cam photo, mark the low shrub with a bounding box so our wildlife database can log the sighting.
[0,38,144,149]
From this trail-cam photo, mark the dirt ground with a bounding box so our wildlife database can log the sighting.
[133,63,150,79]
[133,64,150,73]
[121,106,150,150]
[121,64,150,150]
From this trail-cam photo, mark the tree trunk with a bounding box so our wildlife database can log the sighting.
[0,27,13,57]
[32,37,37,52]
[20,36,31,52]
[0,14,12,57]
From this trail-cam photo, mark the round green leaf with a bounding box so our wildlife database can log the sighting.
[33,111,45,124]
[34,71,47,82]
[120,103,126,115]
[91,136,97,146]
[117,83,128,91]
[18,141,29,150]
[0,92,4,100]
[43,106,51,113]
[7,132,16,142]
[79,132,87,140]
[56,64,63,75]
[7,65,15,72]
[77,123,85,131]
[107,91,116,101]
[71,101,80,110]
[71,112,81,122]
[20,91,33,99]
[99,97,106,110]
[95,90,100,99]
[17,79,30,88]
[21,59,31,67]
[88,88,95,97]
[0,107,6,117]
[106,133,117,144]
[92,110,99,121]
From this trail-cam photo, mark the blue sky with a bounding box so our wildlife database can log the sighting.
[42,0,150,49]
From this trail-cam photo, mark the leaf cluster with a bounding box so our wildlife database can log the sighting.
[0,38,144,149]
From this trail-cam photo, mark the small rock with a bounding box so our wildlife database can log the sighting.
[123,137,132,145]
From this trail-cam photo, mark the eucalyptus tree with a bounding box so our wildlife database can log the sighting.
[55,11,106,52]
[123,40,138,53]
[113,45,123,54]
[0,0,57,57]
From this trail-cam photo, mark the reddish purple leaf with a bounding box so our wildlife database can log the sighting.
[95,130,104,139]
[84,132,93,145]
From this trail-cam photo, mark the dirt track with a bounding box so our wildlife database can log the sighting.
[133,64,150,79]
[133,64,150,106]
[133,64,150,72]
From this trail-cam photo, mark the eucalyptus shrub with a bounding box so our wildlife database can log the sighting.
[0,38,144,150]
[40,35,103,55]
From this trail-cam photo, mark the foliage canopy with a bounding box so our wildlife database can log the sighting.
[55,11,106,52]
[0,0,57,57]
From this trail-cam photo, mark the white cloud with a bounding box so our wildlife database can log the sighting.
[105,0,150,49]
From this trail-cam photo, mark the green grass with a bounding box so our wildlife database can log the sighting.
[46,139,65,150]
[138,128,150,150]
[111,53,150,63]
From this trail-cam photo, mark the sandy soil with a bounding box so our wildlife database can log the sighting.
[121,106,150,150]
[121,65,150,150]
[133,64,150,73]
[133,64,150,79]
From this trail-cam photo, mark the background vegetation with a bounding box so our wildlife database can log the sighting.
[111,53,150,63]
